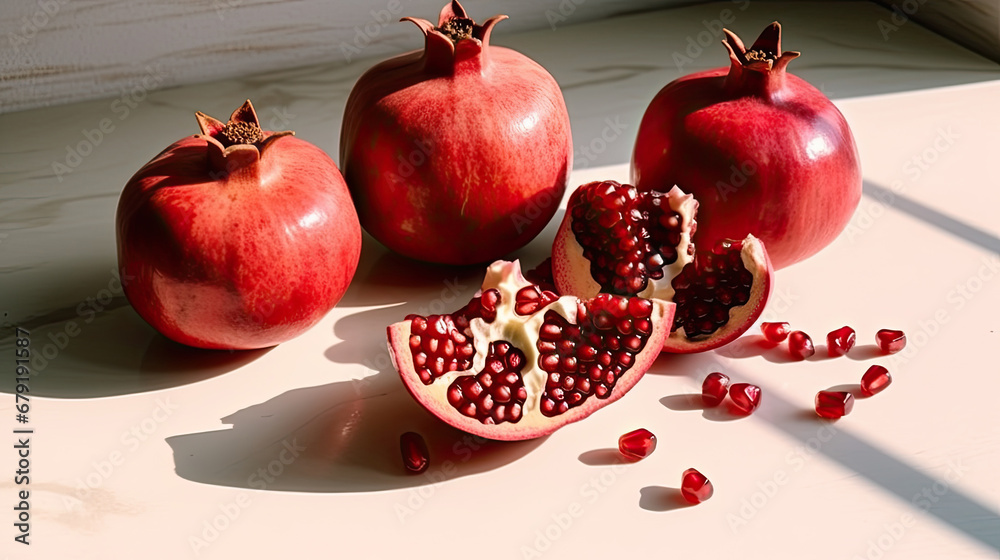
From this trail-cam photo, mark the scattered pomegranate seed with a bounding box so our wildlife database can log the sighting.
[875,329,906,354]
[760,321,791,343]
[680,468,714,504]
[400,432,430,474]
[728,383,761,415]
[860,365,892,396]
[701,372,730,407]
[815,391,854,419]
[826,326,856,357]
[787,331,815,360]
[618,428,657,461]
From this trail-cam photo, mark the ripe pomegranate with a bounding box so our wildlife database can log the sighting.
[116,100,361,350]
[340,0,572,265]
[631,22,862,270]
[387,260,673,441]
[552,181,773,353]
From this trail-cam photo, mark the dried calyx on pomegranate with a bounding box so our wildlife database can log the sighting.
[552,181,773,353]
[387,260,673,441]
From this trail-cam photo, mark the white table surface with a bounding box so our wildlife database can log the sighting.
[1,2,999,559]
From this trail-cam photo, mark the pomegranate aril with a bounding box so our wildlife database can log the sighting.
[876,329,906,354]
[701,372,730,407]
[448,341,527,425]
[400,432,430,474]
[729,383,761,414]
[826,326,856,357]
[788,331,815,360]
[671,241,753,339]
[815,391,854,419]
[860,365,892,396]
[680,468,714,504]
[618,428,657,461]
[760,321,791,343]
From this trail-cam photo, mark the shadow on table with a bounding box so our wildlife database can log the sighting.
[0,299,264,398]
[166,369,545,493]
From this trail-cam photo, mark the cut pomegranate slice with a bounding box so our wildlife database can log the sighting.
[400,432,430,474]
[860,365,892,396]
[815,391,854,419]
[827,326,856,357]
[760,321,791,343]
[552,182,773,354]
[619,428,657,461]
[729,383,761,414]
[876,329,906,354]
[701,372,730,407]
[788,331,815,360]
[680,468,714,504]
[388,260,673,441]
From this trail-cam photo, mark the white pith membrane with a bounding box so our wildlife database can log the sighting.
[553,185,697,302]
[388,260,670,439]
[668,234,771,347]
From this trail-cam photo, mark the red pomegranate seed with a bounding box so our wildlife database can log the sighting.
[447,341,527,425]
[680,468,714,504]
[760,321,791,343]
[618,428,657,461]
[815,391,854,419]
[400,432,430,474]
[701,372,730,407]
[729,383,761,414]
[876,329,906,354]
[860,365,892,396]
[826,326,856,357]
[787,331,815,360]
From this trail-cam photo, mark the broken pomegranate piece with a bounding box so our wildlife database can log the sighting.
[729,383,761,415]
[815,391,854,419]
[701,372,730,407]
[876,329,906,354]
[618,428,657,461]
[827,326,856,357]
[552,181,773,354]
[860,365,892,396]
[400,432,430,474]
[788,331,815,360]
[680,468,714,504]
[388,260,673,441]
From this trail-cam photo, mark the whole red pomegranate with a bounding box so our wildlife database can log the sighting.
[340,0,572,265]
[117,100,361,350]
[388,260,672,440]
[631,23,861,270]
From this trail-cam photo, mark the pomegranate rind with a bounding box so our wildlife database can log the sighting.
[662,234,773,353]
[388,260,673,441]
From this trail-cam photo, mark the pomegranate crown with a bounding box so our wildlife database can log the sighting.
[194,100,293,173]
[722,22,800,74]
[403,0,508,73]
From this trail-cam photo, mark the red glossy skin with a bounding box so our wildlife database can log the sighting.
[340,1,572,265]
[632,23,861,270]
[117,108,361,350]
